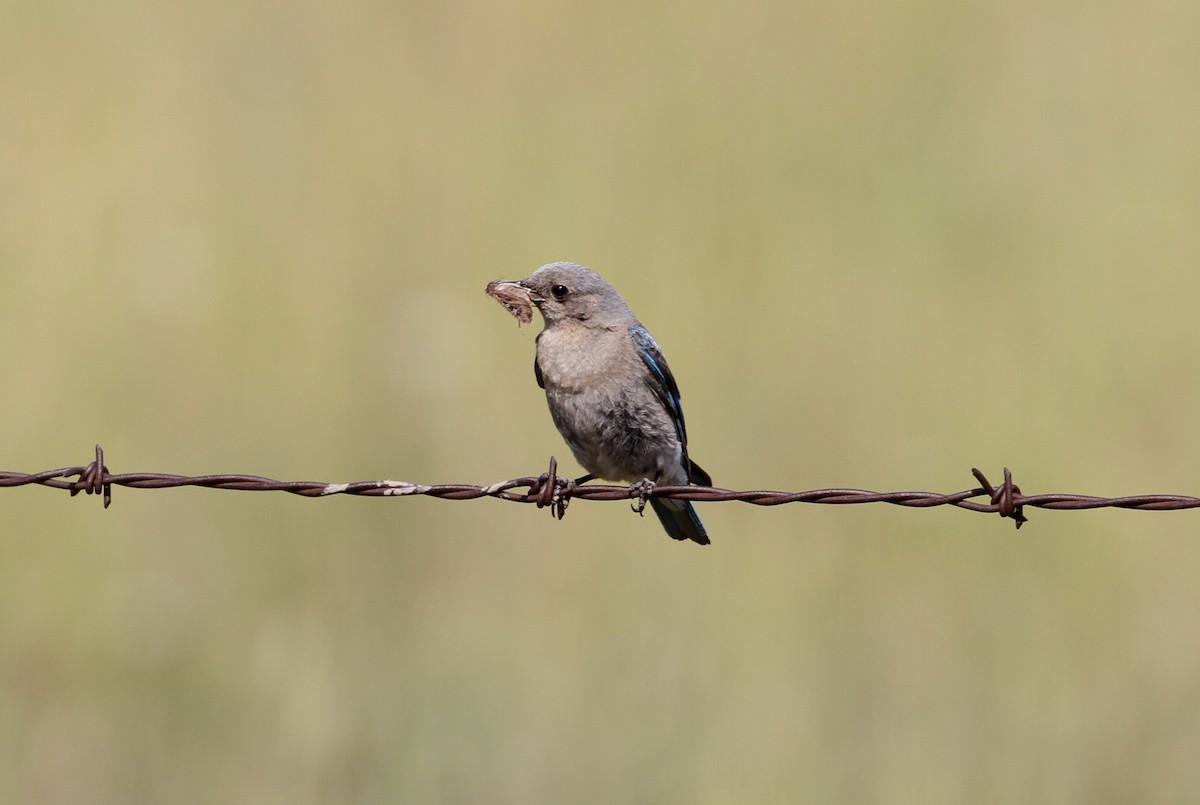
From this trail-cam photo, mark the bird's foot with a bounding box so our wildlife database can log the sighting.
[550,476,579,520]
[629,478,656,516]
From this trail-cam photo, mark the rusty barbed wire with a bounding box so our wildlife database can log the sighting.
[5,445,1200,530]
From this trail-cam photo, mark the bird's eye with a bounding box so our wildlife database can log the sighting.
[550,284,569,299]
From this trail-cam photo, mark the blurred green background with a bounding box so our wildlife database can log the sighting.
[3,0,1199,801]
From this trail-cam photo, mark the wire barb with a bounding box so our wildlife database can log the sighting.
[971,467,1027,529]
[5,445,1200,528]
[529,456,580,520]
[67,444,112,508]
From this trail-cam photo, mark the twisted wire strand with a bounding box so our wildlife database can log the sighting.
[5,445,1200,529]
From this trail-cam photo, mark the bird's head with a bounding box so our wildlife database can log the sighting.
[488,262,636,328]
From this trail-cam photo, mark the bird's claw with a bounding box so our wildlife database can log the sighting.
[629,478,656,516]
[549,476,577,520]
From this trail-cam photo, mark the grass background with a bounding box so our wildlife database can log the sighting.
[3,0,1200,801]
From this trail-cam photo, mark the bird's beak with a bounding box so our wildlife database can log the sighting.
[485,279,536,324]
[489,279,527,293]
[488,279,541,302]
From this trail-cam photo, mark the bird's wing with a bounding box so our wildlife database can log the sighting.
[631,326,710,485]
[631,326,685,443]
[632,327,711,485]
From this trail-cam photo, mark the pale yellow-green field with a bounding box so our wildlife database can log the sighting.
[3,0,1199,802]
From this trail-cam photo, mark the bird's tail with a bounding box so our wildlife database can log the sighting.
[650,498,710,546]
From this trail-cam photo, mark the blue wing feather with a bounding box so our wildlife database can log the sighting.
[631,327,686,444]
[631,326,710,486]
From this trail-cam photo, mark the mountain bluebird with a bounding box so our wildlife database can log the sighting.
[487,262,712,545]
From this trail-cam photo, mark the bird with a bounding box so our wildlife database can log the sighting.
[486,261,712,545]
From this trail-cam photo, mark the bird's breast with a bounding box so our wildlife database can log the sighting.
[535,327,629,393]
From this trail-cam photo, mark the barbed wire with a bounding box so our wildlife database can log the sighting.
[5,445,1200,530]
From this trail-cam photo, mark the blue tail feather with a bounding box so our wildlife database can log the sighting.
[650,499,710,545]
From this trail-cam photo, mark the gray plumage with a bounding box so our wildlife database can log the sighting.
[488,262,711,545]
